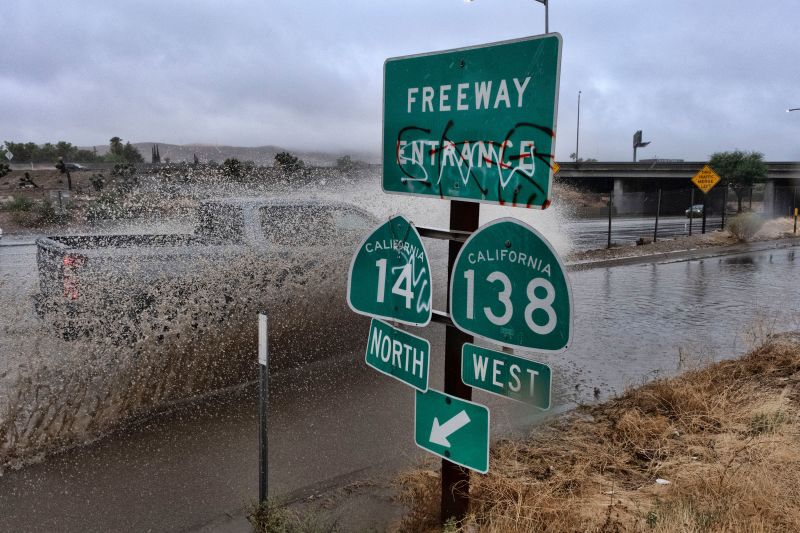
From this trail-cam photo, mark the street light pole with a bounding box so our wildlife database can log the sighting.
[467,0,548,34]
[533,0,548,33]
[575,90,581,162]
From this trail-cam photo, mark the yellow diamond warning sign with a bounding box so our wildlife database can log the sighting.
[552,162,560,175]
[691,165,721,194]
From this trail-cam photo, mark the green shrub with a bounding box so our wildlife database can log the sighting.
[35,198,58,224]
[85,191,125,221]
[110,163,138,191]
[5,196,64,226]
[90,173,105,191]
[727,213,764,242]
[748,410,786,435]
[5,195,34,212]
[247,498,338,532]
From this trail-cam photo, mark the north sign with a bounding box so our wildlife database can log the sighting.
[348,215,432,326]
[383,34,563,209]
[414,388,490,474]
[365,319,429,392]
[461,343,551,409]
[450,218,572,353]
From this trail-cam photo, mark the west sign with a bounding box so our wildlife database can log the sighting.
[382,34,563,208]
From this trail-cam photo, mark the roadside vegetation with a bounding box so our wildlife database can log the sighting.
[726,212,765,242]
[1,195,63,227]
[709,150,768,214]
[248,499,338,533]
[3,137,144,164]
[397,333,800,532]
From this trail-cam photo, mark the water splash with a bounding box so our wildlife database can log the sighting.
[0,164,574,466]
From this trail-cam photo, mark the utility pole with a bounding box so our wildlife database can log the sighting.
[575,90,581,162]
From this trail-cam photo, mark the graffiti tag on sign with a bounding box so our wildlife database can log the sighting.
[383,34,562,208]
[347,215,432,326]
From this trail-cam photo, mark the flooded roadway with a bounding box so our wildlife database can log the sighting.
[0,238,797,532]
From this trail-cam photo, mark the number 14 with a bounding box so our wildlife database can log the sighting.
[375,259,414,309]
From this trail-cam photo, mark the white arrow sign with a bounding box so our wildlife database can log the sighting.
[429,410,471,447]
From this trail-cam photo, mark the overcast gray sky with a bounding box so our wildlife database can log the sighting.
[3,0,799,161]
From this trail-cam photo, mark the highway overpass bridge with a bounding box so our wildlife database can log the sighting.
[555,161,799,217]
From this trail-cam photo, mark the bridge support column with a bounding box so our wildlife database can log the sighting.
[613,178,625,215]
[763,182,775,218]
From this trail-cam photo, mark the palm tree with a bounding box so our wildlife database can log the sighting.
[109,137,123,156]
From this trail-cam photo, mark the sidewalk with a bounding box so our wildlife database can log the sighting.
[189,464,405,532]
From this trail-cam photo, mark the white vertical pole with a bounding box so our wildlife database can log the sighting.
[258,314,268,503]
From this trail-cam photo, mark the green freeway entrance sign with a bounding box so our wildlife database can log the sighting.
[383,34,562,208]
[415,388,490,474]
[348,215,432,326]
[461,343,551,409]
[450,218,572,353]
[365,319,429,392]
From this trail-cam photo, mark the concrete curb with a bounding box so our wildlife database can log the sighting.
[566,236,800,271]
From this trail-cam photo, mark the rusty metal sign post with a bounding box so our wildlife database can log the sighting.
[441,200,479,520]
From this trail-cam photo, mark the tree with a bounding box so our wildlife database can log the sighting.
[569,153,598,163]
[223,158,242,180]
[110,163,137,191]
[2,141,99,163]
[122,142,144,164]
[0,162,10,179]
[4,141,34,162]
[55,141,75,158]
[109,137,123,157]
[274,151,304,174]
[105,138,143,164]
[709,150,767,213]
[90,173,105,192]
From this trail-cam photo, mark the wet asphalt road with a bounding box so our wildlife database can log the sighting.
[566,215,723,250]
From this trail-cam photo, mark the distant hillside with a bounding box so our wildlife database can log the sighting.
[88,142,379,167]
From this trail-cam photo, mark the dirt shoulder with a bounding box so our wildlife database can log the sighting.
[397,333,800,532]
[566,217,799,269]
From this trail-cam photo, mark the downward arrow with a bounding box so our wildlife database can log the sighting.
[429,410,471,447]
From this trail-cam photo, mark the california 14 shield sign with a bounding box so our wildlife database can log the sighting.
[347,215,432,327]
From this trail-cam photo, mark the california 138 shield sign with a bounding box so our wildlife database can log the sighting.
[449,218,572,353]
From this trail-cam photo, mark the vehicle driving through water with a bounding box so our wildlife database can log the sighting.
[33,197,378,363]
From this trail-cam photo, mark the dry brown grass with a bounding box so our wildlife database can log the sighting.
[396,334,800,532]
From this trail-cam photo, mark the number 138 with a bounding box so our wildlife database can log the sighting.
[462,269,556,334]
